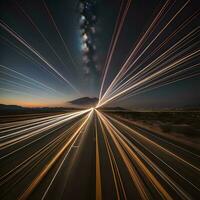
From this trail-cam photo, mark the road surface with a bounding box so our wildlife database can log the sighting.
[0,109,200,199]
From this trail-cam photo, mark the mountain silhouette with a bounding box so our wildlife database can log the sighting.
[69,97,98,106]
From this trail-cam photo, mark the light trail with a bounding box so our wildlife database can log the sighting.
[0,0,199,199]
[97,114,127,200]
[97,110,172,200]
[0,113,69,134]
[0,118,85,197]
[0,88,39,98]
[0,112,69,130]
[105,38,200,100]
[99,27,199,107]
[0,64,63,96]
[99,0,125,86]
[0,70,63,97]
[0,78,55,98]
[18,110,93,200]
[0,20,80,94]
[41,111,93,200]
[98,0,174,103]
[128,9,200,77]
[0,109,91,150]
[97,111,200,199]
[108,24,200,94]
[98,0,192,106]
[0,109,90,140]
[97,49,200,107]
[0,119,82,186]
[113,65,200,104]
[104,114,193,199]
[99,0,132,99]
[114,115,200,159]
[42,0,79,72]
[0,34,65,84]
[15,1,71,73]
[0,110,199,198]
[106,114,200,194]
[0,120,70,161]
[95,115,102,200]
[105,114,200,172]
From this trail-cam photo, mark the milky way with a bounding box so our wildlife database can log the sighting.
[78,0,99,81]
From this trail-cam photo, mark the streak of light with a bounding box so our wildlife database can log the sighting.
[106,114,200,194]
[97,111,153,199]
[113,65,200,104]
[98,0,173,103]
[105,114,200,172]
[42,0,79,72]
[41,112,93,200]
[99,0,131,99]
[107,37,200,99]
[0,119,69,161]
[0,64,64,96]
[97,111,200,199]
[0,113,68,130]
[0,71,60,97]
[0,20,80,94]
[105,114,193,199]
[114,115,200,159]
[0,78,53,96]
[0,118,85,197]
[0,113,68,134]
[0,119,82,186]
[95,115,102,200]
[0,88,39,98]
[97,114,127,200]
[0,34,65,84]
[15,1,71,73]
[129,9,200,77]
[0,109,91,140]
[109,25,200,93]
[97,49,200,107]
[18,110,93,200]
[0,109,91,150]
[98,0,191,106]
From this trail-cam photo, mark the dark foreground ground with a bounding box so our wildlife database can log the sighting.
[107,111,200,143]
[0,110,200,199]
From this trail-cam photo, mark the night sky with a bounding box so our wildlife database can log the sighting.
[0,0,200,108]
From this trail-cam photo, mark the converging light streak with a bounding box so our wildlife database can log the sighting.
[97,0,200,108]
[0,20,80,94]
[98,0,192,107]
[18,109,93,200]
[0,64,63,96]
[15,1,71,73]
[0,34,65,84]
[97,49,200,107]
[107,25,200,94]
[99,0,132,100]
[105,31,200,99]
[98,0,174,103]
[42,0,79,72]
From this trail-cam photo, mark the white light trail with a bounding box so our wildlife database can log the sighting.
[0,20,80,94]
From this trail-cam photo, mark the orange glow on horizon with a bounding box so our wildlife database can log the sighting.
[0,98,66,108]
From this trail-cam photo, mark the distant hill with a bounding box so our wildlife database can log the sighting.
[0,104,25,110]
[69,97,98,106]
[0,104,81,115]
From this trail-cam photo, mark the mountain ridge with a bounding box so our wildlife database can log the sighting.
[69,97,98,106]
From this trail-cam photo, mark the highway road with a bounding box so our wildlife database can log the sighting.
[0,109,200,200]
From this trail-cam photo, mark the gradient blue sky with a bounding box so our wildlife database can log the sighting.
[0,0,199,108]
